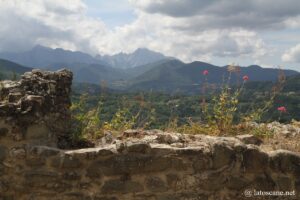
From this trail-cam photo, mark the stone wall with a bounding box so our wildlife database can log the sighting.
[0,70,299,200]
[0,69,72,147]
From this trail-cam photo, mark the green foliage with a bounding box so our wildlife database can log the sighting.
[250,125,274,138]
[70,91,158,140]
[70,71,299,139]
[104,108,136,131]
[176,66,288,135]
[202,81,242,134]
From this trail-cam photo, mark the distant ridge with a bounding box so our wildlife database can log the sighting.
[0,45,170,69]
[0,46,298,93]
[126,60,299,93]
[0,59,32,80]
[96,48,170,69]
[0,45,101,68]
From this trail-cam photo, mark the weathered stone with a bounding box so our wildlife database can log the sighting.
[33,146,61,157]
[166,174,179,190]
[200,172,226,191]
[174,147,207,156]
[127,142,151,154]
[252,175,276,191]
[97,149,115,156]
[122,129,145,138]
[242,147,269,172]
[23,170,71,192]
[0,128,8,138]
[156,192,208,200]
[22,193,59,200]
[0,69,73,147]
[102,131,114,144]
[8,92,23,103]
[50,155,82,169]
[101,179,144,194]
[0,180,9,193]
[236,134,263,145]
[270,150,300,177]
[156,194,181,200]
[94,196,118,200]
[171,157,189,171]
[25,157,45,167]
[86,163,103,179]
[62,192,92,200]
[0,164,4,176]
[133,194,156,200]
[91,155,172,175]
[212,142,235,169]
[62,172,81,181]
[0,195,14,200]
[79,182,92,190]
[0,145,7,161]
[295,181,300,196]
[276,175,293,191]
[24,170,59,183]
[226,176,250,190]
[26,124,50,139]
[157,133,182,144]
[145,176,168,192]
[193,156,210,172]
[9,147,26,159]
[115,142,126,153]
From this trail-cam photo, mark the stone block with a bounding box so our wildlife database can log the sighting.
[276,175,293,191]
[242,147,268,172]
[62,192,92,200]
[226,176,250,190]
[26,124,50,140]
[101,179,143,194]
[212,142,235,169]
[145,176,168,192]
[0,145,7,161]
[0,128,8,138]
[127,142,151,154]
[50,155,82,169]
[89,154,172,176]
[270,150,300,177]
[166,173,179,190]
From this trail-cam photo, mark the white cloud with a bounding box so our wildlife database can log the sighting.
[129,0,300,30]
[104,11,269,62]
[282,44,300,63]
[0,0,296,66]
[0,0,108,53]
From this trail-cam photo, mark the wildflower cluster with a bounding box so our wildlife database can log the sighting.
[198,64,287,135]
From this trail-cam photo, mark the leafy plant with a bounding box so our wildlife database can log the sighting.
[104,107,137,131]
[200,64,247,135]
[184,65,286,136]
[242,69,286,123]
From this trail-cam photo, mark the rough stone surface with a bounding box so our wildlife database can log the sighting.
[0,69,72,147]
[0,70,299,200]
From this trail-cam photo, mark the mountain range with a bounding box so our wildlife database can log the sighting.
[0,45,298,94]
[0,45,168,69]
[124,60,298,93]
[96,48,170,69]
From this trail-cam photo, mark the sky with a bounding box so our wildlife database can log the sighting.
[0,0,299,71]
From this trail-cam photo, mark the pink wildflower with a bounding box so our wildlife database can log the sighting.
[243,75,249,81]
[202,70,209,75]
[277,106,287,113]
